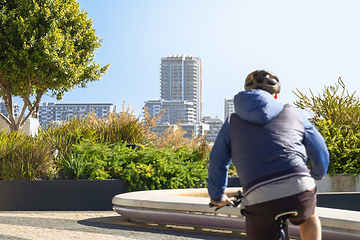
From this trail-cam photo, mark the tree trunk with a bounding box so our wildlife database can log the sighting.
[0,80,18,132]
[9,122,19,132]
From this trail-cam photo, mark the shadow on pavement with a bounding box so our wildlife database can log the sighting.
[78,215,246,240]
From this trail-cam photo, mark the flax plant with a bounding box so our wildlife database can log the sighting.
[38,116,97,162]
[93,104,163,144]
[151,121,211,157]
[0,131,55,180]
[151,121,188,149]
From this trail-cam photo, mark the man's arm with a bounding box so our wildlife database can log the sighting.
[207,118,233,202]
[300,114,330,180]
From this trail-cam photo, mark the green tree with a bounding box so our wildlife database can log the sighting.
[0,0,109,131]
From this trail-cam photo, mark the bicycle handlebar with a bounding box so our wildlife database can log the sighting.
[209,190,243,211]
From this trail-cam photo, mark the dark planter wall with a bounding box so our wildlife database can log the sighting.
[0,179,128,211]
[1,178,358,212]
[228,177,242,187]
[317,192,360,211]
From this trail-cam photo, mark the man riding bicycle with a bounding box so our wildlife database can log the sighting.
[207,70,329,240]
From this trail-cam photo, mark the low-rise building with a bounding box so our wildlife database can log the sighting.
[152,122,209,140]
[202,116,223,143]
[144,99,196,125]
[39,102,115,126]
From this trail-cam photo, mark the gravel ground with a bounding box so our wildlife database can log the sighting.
[0,211,246,240]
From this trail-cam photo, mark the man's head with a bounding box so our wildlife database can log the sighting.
[244,70,280,96]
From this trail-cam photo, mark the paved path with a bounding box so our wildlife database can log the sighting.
[0,211,246,240]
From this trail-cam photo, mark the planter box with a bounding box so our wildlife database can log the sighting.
[316,174,360,193]
[0,179,128,211]
[317,192,360,211]
[227,177,241,187]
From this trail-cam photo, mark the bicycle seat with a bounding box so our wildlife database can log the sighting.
[274,210,298,221]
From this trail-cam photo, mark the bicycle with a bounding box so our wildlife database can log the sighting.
[209,191,298,240]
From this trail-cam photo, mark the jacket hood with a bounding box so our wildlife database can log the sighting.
[234,89,284,125]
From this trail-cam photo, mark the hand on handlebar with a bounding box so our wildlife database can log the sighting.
[209,191,244,211]
[209,195,237,211]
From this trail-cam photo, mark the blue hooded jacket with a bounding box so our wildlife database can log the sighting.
[207,89,329,202]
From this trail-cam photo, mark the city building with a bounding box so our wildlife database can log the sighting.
[0,100,37,135]
[224,98,234,120]
[159,54,202,123]
[143,99,162,120]
[151,122,209,139]
[144,99,196,124]
[39,102,115,126]
[0,117,39,136]
[202,116,223,143]
[144,54,205,139]
[0,100,20,118]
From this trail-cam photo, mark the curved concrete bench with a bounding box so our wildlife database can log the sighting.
[112,188,360,239]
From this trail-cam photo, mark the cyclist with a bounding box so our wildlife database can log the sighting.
[207,70,329,240]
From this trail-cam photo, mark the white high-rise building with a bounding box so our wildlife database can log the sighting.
[159,54,202,123]
[39,102,115,126]
[144,54,205,139]
[224,98,234,120]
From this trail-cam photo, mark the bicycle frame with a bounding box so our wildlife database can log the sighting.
[275,210,298,240]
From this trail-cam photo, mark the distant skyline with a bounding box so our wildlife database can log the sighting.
[13,0,360,120]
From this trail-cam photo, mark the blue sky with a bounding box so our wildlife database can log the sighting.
[24,0,360,120]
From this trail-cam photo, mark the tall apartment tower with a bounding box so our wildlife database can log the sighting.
[160,54,202,122]
[224,98,234,120]
[144,54,206,138]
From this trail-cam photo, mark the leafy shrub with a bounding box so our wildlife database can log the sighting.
[61,139,110,180]
[315,119,360,174]
[61,153,89,179]
[108,143,209,191]
[38,115,98,172]
[59,140,208,190]
[293,77,360,174]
